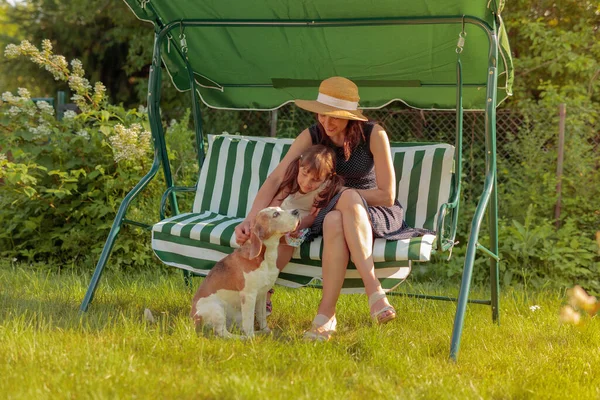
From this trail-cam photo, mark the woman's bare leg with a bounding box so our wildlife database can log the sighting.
[317,211,349,318]
[334,190,394,315]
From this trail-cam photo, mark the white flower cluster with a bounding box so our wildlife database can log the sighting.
[2,88,37,117]
[5,40,106,110]
[63,110,78,120]
[68,59,92,110]
[4,40,68,82]
[76,130,90,140]
[92,82,106,105]
[17,88,31,99]
[109,124,152,163]
[30,124,52,138]
[0,153,7,162]
[4,44,20,58]
[36,100,55,116]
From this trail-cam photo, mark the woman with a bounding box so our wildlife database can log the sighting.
[235,77,430,341]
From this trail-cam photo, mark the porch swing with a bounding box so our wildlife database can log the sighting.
[80,0,514,361]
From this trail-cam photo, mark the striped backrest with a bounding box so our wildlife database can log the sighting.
[390,143,454,230]
[194,135,455,229]
[193,135,293,217]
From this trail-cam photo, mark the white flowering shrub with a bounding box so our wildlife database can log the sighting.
[5,40,105,113]
[109,124,152,163]
[0,40,196,269]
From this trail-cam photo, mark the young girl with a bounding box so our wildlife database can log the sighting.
[265,144,344,314]
[271,144,344,248]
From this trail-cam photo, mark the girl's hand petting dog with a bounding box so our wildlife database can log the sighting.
[235,219,253,245]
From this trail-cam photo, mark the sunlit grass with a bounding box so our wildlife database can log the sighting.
[1,263,599,399]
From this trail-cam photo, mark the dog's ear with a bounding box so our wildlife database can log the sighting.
[248,231,263,259]
[253,217,272,241]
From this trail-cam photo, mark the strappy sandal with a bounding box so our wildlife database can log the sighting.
[369,290,397,324]
[303,314,337,342]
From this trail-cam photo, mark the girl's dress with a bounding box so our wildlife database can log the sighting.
[307,122,434,241]
[280,182,325,219]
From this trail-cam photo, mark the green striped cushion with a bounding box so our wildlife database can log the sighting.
[151,213,411,293]
[153,211,435,262]
[193,135,293,217]
[391,143,454,230]
[294,234,436,262]
[194,135,454,230]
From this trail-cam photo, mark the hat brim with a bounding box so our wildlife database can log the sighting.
[294,100,368,121]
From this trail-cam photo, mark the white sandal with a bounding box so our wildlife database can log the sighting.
[303,314,337,342]
[368,290,396,324]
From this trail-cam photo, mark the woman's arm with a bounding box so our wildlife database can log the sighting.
[355,124,396,207]
[234,129,313,244]
[298,214,317,230]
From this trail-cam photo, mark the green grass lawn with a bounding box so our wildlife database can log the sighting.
[1,263,599,400]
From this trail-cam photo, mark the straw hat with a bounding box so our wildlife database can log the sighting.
[295,77,368,121]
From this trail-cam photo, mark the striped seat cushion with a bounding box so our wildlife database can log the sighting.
[152,134,454,293]
[152,211,413,293]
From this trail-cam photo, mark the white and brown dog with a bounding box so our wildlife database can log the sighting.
[190,207,300,338]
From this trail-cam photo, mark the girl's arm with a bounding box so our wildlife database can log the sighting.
[234,129,313,244]
[298,213,317,230]
[268,188,288,208]
[355,124,396,207]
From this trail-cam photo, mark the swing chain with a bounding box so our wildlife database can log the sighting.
[456,16,467,54]
[179,23,188,55]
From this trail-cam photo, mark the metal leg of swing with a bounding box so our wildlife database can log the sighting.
[79,220,122,312]
[449,237,477,361]
[490,257,500,323]
[80,155,160,313]
[489,184,500,323]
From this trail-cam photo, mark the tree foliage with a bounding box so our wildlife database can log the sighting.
[504,0,600,105]
[0,0,189,118]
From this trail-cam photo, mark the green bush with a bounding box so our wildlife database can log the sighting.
[0,40,196,269]
[424,98,600,291]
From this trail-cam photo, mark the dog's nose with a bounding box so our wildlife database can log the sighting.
[291,209,300,217]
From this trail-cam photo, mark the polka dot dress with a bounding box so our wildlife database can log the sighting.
[307,122,434,241]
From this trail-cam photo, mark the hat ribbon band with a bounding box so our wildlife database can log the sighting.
[316,93,359,111]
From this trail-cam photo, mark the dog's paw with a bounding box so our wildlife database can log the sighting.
[256,327,271,335]
[239,333,255,340]
[143,308,155,324]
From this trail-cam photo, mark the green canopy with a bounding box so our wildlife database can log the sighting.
[123,0,513,110]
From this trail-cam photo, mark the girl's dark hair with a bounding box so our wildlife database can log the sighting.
[278,144,345,209]
[316,119,366,161]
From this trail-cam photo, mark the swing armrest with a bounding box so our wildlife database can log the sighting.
[159,186,197,220]
[435,200,459,253]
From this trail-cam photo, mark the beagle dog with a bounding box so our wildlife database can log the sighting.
[190,207,300,338]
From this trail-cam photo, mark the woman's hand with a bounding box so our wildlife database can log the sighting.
[234,219,252,245]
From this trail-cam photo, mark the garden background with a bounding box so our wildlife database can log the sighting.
[1,1,600,398]
[1,0,598,291]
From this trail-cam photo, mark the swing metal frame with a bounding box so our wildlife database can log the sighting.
[80,13,502,361]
